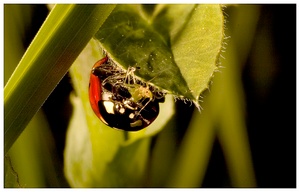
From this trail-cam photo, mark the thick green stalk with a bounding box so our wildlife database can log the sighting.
[4,4,116,154]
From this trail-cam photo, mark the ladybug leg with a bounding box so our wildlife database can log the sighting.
[136,98,152,116]
[136,111,151,125]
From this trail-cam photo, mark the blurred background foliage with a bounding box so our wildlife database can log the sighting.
[4,4,295,187]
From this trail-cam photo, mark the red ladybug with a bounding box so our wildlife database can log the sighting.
[89,56,165,131]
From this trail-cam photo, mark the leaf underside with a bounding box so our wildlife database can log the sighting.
[95,4,224,106]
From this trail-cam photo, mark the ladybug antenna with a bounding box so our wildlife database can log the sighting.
[136,98,152,118]
[124,66,138,84]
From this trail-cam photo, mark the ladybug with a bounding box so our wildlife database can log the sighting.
[89,56,165,131]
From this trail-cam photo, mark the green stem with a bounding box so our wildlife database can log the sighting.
[4,4,116,154]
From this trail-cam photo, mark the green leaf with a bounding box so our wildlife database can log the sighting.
[170,5,224,103]
[95,4,224,108]
[4,4,116,154]
[100,138,150,187]
[95,5,193,99]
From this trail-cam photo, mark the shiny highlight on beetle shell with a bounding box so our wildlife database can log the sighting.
[89,56,165,131]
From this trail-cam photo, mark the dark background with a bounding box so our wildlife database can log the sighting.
[201,4,296,187]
